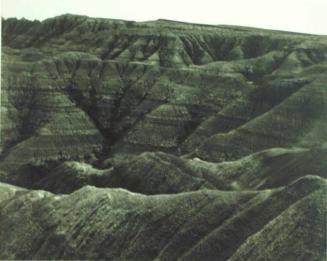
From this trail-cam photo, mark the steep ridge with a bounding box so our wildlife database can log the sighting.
[189,74,327,162]
[0,176,325,260]
[0,146,325,195]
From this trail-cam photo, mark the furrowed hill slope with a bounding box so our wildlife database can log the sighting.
[1,146,326,194]
[1,15,327,171]
[0,176,326,260]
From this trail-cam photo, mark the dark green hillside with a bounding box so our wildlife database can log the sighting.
[1,15,326,260]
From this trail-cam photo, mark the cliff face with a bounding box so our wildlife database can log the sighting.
[1,15,327,260]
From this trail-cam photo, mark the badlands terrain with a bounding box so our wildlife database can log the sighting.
[1,15,326,260]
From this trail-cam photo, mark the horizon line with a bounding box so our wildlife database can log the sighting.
[2,13,326,36]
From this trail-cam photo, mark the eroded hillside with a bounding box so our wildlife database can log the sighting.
[1,15,326,260]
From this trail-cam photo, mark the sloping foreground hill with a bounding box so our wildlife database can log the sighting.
[0,176,326,260]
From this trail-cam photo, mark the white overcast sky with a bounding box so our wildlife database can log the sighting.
[1,0,327,35]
